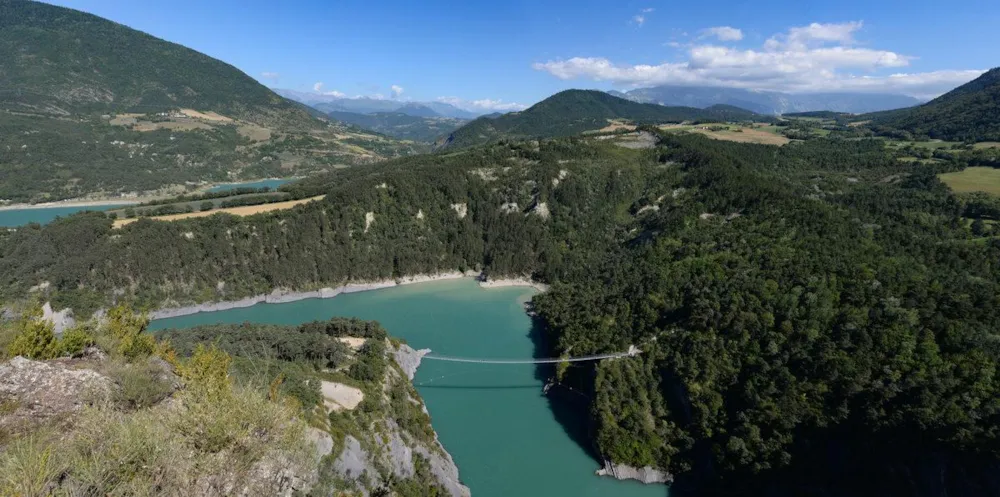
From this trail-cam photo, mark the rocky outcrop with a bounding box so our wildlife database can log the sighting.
[328,342,470,497]
[596,461,673,484]
[0,356,111,431]
[42,301,75,334]
[393,343,431,380]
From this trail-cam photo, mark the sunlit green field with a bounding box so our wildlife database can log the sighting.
[939,167,1000,194]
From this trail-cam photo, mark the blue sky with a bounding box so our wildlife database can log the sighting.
[47,0,998,110]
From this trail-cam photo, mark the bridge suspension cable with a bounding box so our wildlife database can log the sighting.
[421,345,640,365]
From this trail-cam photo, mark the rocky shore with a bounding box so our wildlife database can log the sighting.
[327,341,470,497]
[477,276,550,292]
[150,271,479,320]
[596,461,673,485]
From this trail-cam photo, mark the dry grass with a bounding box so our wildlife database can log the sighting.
[596,119,636,133]
[939,167,1000,195]
[697,127,790,145]
[179,109,233,122]
[114,195,326,228]
[663,124,790,145]
[132,120,213,132]
[974,142,1000,149]
[237,125,272,142]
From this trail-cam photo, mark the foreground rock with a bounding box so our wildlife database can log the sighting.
[0,356,111,432]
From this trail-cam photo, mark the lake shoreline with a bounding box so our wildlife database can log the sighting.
[0,177,300,212]
[0,199,139,211]
[149,271,547,320]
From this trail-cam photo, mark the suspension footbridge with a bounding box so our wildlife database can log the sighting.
[421,345,640,364]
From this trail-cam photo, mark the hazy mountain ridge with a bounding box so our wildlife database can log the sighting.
[441,89,764,148]
[327,110,467,143]
[275,88,480,119]
[613,86,922,115]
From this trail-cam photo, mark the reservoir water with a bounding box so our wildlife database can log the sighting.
[0,204,130,227]
[149,278,667,497]
[207,178,294,192]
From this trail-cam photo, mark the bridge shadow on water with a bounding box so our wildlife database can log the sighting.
[417,384,540,390]
[525,306,604,463]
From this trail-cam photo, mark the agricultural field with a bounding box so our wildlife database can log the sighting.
[938,167,1000,195]
[659,123,791,145]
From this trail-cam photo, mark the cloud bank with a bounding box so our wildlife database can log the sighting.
[533,21,984,98]
[436,96,528,112]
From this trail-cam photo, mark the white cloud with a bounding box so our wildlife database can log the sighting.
[641,7,655,13]
[532,21,984,97]
[391,85,404,98]
[312,82,346,98]
[436,96,528,113]
[702,26,743,41]
[260,71,280,80]
[632,15,645,26]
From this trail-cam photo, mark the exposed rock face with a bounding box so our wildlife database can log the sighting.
[0,356,112,431]
[42,301,75,334]
[393,343,431,380]
[329,343,470,497]
[596,461,673,484]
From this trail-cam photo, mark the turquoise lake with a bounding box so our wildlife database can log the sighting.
[149,278,667,497]
[0,204,130,227]
[207,178,294,192]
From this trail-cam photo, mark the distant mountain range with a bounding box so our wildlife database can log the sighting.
[327,111,467,143]
[441,89,765,149]
[609,86,923,115]
[273,89,481,119]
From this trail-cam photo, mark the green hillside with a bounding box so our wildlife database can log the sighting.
[4,133,1000,495]
[0,0,416,202]
[328,110,467,143]
[867,67,1000,141]
[439,89,762,148]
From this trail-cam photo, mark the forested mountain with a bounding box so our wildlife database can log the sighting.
[4,130,1000,495]
[0,0,416,202]
[328,110,467,142]
[0,0,304,124]
[440,90,762,148]
[866,67,1000,141]
[275,89,482,119]
[613,86,922,115]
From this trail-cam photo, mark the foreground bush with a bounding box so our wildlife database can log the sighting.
[0,345,315,496]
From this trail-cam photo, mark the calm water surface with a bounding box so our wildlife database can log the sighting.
[0,204,130,227]
[149,278,667,497]
[207,178,294,192]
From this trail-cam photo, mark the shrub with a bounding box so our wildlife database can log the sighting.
[176,343,232,401]
[200,200,214,211]
[57,326,95,357]
[7,312,57,360]
[103,305,156,361]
